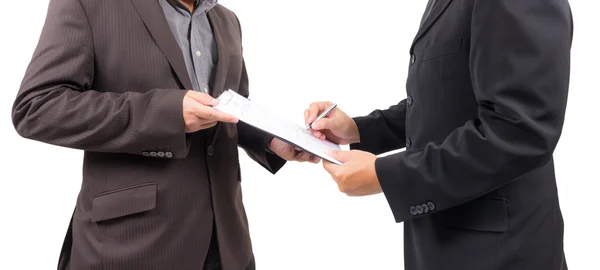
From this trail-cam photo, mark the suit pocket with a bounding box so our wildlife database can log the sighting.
[423,37,463,62]
[91,183,157,223]
[441,197,508,233]
[432,197,507,270]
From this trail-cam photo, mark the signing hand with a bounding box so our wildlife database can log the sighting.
[269,138,321,163]
[323,150,381,196]
[183,91,238,133]
[304,101,360,145]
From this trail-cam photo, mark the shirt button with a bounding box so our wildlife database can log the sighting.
[196,51,201,57]
[207,145,214,156]
[410,54,416,64]
[407,95,414,106]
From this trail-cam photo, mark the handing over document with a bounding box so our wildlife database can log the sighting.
[214,90,342,164]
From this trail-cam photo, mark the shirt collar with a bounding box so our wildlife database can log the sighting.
[167,0,218,14]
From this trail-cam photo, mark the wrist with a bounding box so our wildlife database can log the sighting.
[348,120,361,144]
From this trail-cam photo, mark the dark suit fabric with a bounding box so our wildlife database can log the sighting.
[352,0,572,269]
[12,0,285,269]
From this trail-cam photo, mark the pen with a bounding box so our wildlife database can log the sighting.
[306,103,337,130]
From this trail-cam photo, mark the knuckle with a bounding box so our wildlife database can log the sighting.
[202,94,213,102]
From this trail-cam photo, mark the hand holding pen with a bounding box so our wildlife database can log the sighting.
[303,102,360,145]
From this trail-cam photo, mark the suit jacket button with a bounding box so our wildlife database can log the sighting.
[157,151,165,158]
[142,151,150,157]
[407,95,413,106]
[165,151,173,158]
[427,201,436,211]
[409,206,418,215]
[410,54,416,64]
[406,139,412,149]
[207,145,215,156]
[149,151,158,157]
[422,204,429,213]
[416,205,424,214]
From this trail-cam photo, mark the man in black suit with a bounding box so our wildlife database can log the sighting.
[305,0,573,269]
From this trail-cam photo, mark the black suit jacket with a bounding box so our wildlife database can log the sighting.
[352,0,572,269]
[12,0,284,269]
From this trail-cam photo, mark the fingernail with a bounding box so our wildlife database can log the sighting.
[312,123,319,129]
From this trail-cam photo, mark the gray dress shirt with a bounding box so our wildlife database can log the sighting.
[159,1,223,267]
[159,0,219,93]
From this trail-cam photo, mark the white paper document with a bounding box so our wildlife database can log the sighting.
[214,90,342,164]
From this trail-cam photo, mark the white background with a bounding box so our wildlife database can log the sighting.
[0,0,598,269]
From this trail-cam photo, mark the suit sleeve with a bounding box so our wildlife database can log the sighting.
[11,0,191,158]
[232,13,286,173]
[375,0,573,223]
[350,100,407,154]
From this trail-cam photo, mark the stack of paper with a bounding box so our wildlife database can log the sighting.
[214,90,342,164]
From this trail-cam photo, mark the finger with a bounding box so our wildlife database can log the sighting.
[287,154,298,162]
[296,152,310,162]
[307,103,320,124]
[322,161,341,180]
[304,109,310,124]
[327,150,352,163]
[195,104,238,123]
[310,130,327,141]
[310,118,335,131]
[308,155,321,163]
[187,91,219,106]
[307,101,333,124]
[280,145,297,161]
[198,121,218,130]
[184,122,198,133]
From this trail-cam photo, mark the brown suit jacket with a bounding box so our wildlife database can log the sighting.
[11,0,286,269]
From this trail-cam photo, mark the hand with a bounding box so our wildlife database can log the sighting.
[322,150,381,196]
[269,138,321,163]
[304,101,360,145]
[183,90,238,133]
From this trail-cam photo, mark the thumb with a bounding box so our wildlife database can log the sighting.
[327,150,352,163]
[187,91,219,106]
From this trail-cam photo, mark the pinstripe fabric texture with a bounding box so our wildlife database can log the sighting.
[12,0,286,269]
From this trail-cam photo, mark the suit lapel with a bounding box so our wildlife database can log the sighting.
[129,0,193,90]
[207,9,230,98]
[411,0,453,49]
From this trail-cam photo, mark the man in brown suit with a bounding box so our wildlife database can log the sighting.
[11,0,318,269]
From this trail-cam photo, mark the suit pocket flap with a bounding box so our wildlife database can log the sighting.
[423,38,463,61]
[441,197,508,233]
[91,183,157,223]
